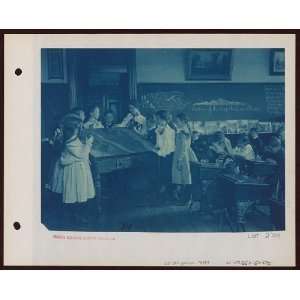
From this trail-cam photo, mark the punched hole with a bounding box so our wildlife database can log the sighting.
[15,68,22,76]
[13,222,21,230]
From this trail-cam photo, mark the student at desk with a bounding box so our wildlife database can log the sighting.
[276,126,285,149]
[191,131,211,161]
[209,131,233,160]
[248,127,264,157]
[263,136,284,167]
[262,136,285,199]
[262,135,285,228]
[233,134,255,161]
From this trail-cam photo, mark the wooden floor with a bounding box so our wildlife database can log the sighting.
[42,192,274,232]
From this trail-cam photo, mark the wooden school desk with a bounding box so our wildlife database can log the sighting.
[217,174,272,232]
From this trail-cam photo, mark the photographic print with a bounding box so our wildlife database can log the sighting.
[41,48,286,233]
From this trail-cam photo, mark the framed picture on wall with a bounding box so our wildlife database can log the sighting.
[186,49,232,80]
[43,49,68,83]
[269,49,285,75]
[47,49,65,80]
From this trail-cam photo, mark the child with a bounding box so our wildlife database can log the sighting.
[72,107,85,122]
[65,107,86,123]
[103,110,116,129]
[155,111,175,157]
[155,111,175,195]
[146,113,157,145]
[234,134,255,161]
[84,105,104,129]
[191,131,204,161]
[164,110,177,131]
[60,122,95,205]
[262,136,285,227]
[119,104,146,135]
[263,136,285,171]
[209,131,233,161]
[276,126,285,149]
[248,127,264,157]
[48,113,85,194]
[172,113,193,204]
[47,123,64,194]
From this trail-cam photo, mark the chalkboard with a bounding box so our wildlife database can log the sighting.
[137,83,284,121]
[264,85,285,117]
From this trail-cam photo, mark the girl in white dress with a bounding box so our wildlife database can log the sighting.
[48,113,84,194]
[233,134,255,161]
[61,123,95,204]
[172,113,193,204]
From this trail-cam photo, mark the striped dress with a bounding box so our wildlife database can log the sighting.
[172,130,192,185]
[60,137,95,203]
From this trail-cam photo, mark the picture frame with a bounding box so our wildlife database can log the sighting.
[42,48,68,83]
[186,49,232,80]
[46,49,65,80]
[269,49,285,75]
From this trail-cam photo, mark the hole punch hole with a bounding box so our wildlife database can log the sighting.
[15,68,22,76]
[13,222,21,230]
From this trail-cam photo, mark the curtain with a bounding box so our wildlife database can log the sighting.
[68,51,78,109]
[128,50,137,104]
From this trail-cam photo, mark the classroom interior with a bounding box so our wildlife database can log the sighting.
[41,48,285,233]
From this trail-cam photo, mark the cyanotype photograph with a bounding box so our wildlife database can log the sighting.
[41,48,285,233]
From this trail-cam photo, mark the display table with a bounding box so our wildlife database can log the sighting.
[88,127,159,213]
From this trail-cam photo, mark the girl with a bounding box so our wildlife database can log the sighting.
[119,104,146,135]
[84,105,104,129]
[248,127,264,157]
[70,107,85,123]
[48,114,84,194]
[61,121,95,204]
[234,134,255,161]
[172,113,193,204]
[61,107,85,124]
[209,130,233,160]
[103,110,116,129]
[47,126,64,193]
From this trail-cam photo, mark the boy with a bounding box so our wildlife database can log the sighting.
[155,111,175,195]
[248,127,264,157]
